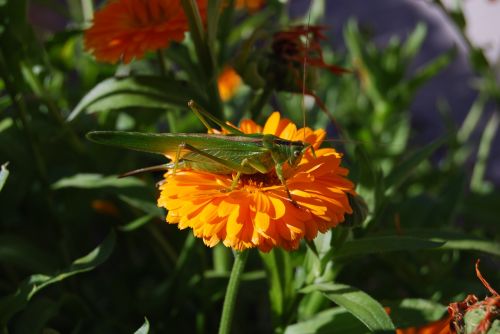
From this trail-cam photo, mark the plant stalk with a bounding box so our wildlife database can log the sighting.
[218,250,249,334]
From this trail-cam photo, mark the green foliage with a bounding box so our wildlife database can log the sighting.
[301,283,395,332]
[0,161,8,191]
[0,232,115,327]
[134,318,150,334]
[0,0,498,333]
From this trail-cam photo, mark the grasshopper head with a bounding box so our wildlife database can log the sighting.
[288,142,310,168]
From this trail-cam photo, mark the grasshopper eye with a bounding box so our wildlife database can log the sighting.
[293,150,301,158]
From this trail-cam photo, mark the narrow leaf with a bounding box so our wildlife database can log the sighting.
[260,249,295,323]
[14,298,61,334]
[406,230,500,257]
[285,307,368,334]
[0,235,58,273]
[119,214,155,232]
[0,161,9,191]
[118,195,164,217]
[333,236,444,261]
[134,317,150,334]
[52,173,145,189]
[471,112,499,193]
[385,299,446,328]
[0,232,115,325]
[68,76,206,121]
[401,23,427,61]
[385,136,447,190]
[301,283,395,332]
[405,48,455,94]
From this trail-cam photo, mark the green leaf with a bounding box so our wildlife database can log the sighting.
[333,236,444,261]
[385,136,448,190]
[401,23,427,62]
[260,249,295,327]
[406,230,500,257]
[14,298,61,334]
[52,173,145,190]
[464,308,500,334]
[285,307,368,334]
[471,112,499,193]
[68,76,207,121]
[385,299,446,328]
[119,214,155,232]
[118,195,164,217]
[134,317,150,334]
[405,48,456,95]
[0,231,115,325]
[0,235,58,273]
[301,283,395,332]
[0,161,8,191]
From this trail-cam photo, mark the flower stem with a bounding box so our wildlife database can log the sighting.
[80,0,94,26]
[218,250,249,334]
[156,49,168,77]
[180,0,223,119]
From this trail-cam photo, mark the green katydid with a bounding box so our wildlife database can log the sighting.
[86,100,314,203]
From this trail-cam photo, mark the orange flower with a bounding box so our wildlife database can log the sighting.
[396,316,452,334]
[84,0,207,63]
[235,0,265,11]
[218,66,242,101]
[157,112,355,252]
[91,199,120,217]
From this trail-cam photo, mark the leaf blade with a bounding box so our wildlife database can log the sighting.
[301,283,395,332]
[0,232,115,325]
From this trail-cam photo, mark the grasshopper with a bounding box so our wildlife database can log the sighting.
[87,101,313,203]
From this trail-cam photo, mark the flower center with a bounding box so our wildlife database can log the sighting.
[238,171,281,188]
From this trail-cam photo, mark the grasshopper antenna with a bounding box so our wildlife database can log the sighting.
[119,164,169,178]
[302,10,312,143]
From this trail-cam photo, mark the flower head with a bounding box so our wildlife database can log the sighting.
[396,316,452,334]
[218,66,242,101]
[157,112,354,252]
[235,0,265,12]
[269,26,351,126]
[271,25,349,81]
[84,0,207,63]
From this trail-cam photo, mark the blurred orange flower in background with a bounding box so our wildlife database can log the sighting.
[217,66,242,101]
[157,112,354,252]
[396,316,451,334]
[235,0,265,11]
[84,0,207,63]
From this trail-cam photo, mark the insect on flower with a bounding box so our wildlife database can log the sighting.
[87,102,355,251]
[89,101,313,204]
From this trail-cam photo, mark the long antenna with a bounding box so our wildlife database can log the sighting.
[302,9,312,142]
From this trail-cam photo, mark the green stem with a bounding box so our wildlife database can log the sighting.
[156,49,168,77]
[213,245,231,273]
[218,250,249,334]
[0,52,48,185]
[180,0,223,119]
[147,224,178,264]
[471,112,499,193]
[21,62,84,153]
[207,0,224,45]
[250,84,274,120]
[80,0,94,26]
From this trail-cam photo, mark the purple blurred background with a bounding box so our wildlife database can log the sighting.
[290,0,500,185]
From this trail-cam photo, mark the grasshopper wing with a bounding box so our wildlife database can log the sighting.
[86,131,268,161]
